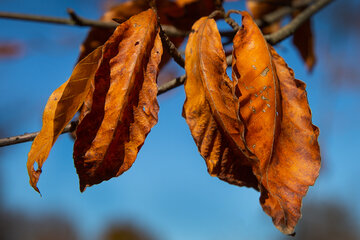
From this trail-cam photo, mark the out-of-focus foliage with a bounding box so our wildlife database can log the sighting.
[281,202,360,240]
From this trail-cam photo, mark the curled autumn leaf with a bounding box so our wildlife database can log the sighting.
[74,9,163,191]
[232,11,320,234]
[27,46,103,193]
[183,17,259,189]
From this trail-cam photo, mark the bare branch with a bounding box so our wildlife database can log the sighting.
[255,0,314,28]
[0,11,188,38]
[223,0,332,45]
[265,0,333,44]
[159,26,185,68]
[149,0,185,68]
[0,73,187,147]
[157,75,186,95]
[0,121,78,147]
[225,10,242,31]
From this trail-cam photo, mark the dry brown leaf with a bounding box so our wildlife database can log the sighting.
[77,0,148,62]
[183,17,259,189]
[263,45,320,234]
[292,13,315,71]
[232,11,279,181]
[73,9,162,191]
[233,11,320,234]
[78,0,216,64]
[27,46,103,193]
[77,0,184,64]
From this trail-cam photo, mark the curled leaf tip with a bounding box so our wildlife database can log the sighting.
[26,45,103,193]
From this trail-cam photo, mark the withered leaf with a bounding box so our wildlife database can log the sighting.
[233,11,320,234]
[77,0,148,62]
[78,0,216,69]
[292,13,315,71]
[232,11,279,181]
[264,45,320,234]
[27,46,103,193]
[73,9,163,191]
[183,17,259,189]
[77,0,183,68]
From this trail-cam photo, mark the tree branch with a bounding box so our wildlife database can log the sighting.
[265,0,333,45]
[0,11,188,38]
[0,73,187,147]
[0,0,315,40]
[0,0,333,147]
[159,25,185,68]
[255,0,314,29]
[0,121,78,147]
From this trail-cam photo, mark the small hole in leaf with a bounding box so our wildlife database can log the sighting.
[135,41,139,46]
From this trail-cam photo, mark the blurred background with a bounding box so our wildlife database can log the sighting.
[1,0,359,239]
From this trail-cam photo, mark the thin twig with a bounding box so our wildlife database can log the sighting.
[151,0,185,68]
[222,0,332,45]
[0,11,188,38]
[66,8,83,25]
[254,0,314,28]
[225,10,242,31]
[159,25,185,68]
[0,74,187,147]
[157,75,186,95]
[265,0,333,44]
[0,121,78,147]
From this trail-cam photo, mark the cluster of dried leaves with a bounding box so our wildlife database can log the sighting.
[27,0,321,235]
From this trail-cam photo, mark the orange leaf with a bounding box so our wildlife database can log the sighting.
[233,11,320,234]
[27,46,103,193]
[183,17,259,189]
[73,9,163,191]
[232,11,280,183]
[264,45,320,234]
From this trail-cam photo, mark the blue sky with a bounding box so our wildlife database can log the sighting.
[1,0,359,239]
